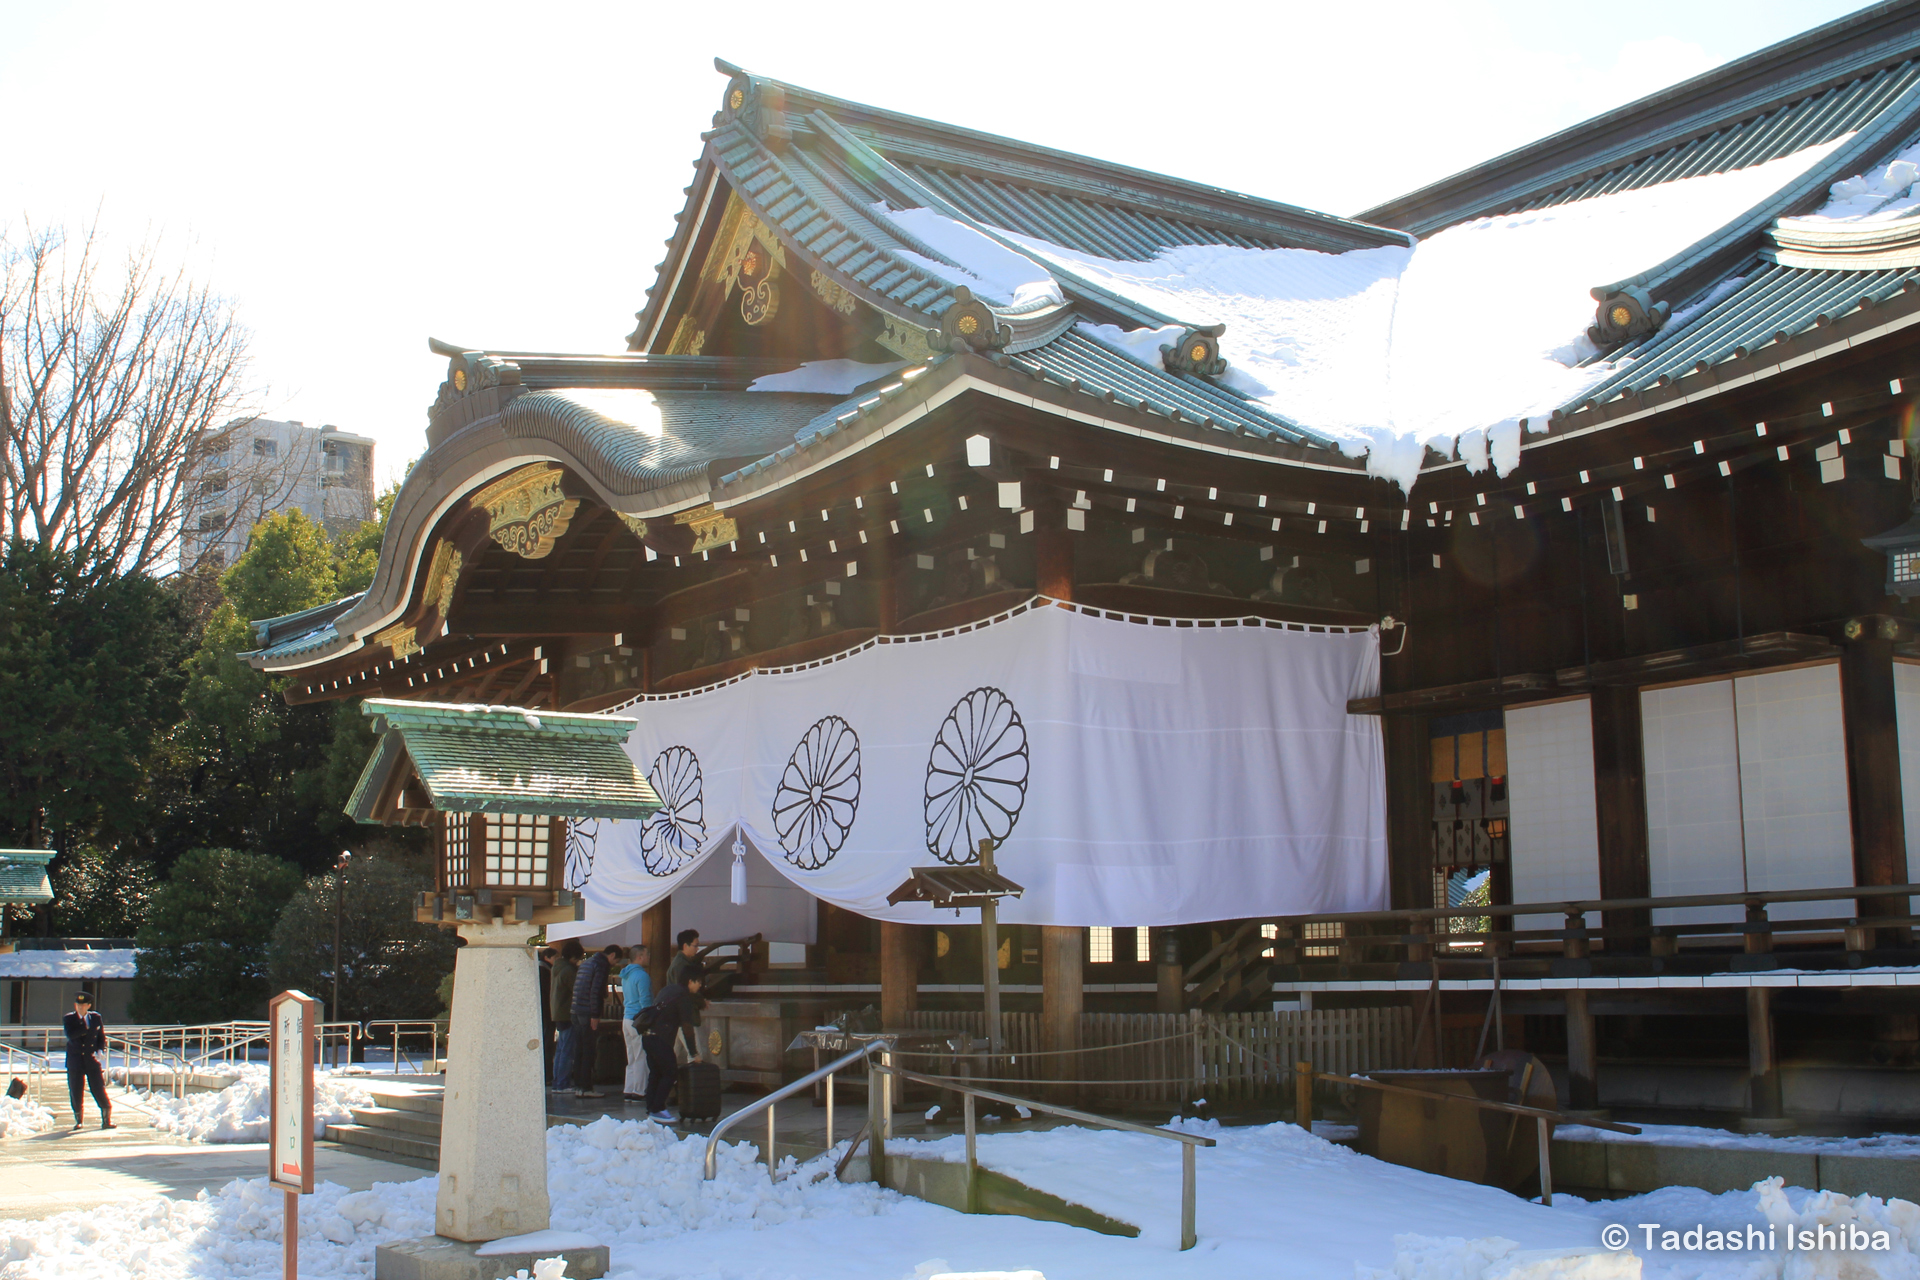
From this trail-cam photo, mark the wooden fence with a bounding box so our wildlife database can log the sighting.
[901,1007,1411,1104]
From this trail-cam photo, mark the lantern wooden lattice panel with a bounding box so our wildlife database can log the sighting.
[484,813,551,889]
[441,813,472,891]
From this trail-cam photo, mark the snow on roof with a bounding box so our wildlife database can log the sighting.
[747,359,910,395]
[990,137,1850,490]
[0,948,137,979]
[880,205,1065,309]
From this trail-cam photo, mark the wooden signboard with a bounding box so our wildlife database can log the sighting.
[269,989,317,1280]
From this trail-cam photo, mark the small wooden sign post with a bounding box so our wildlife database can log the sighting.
[269,989,318,1280]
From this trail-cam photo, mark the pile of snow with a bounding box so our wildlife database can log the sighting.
[1791,140,1920,223]
[0,1094,54,1139]
[10,1113,1920,1280]
[1361,1237,1636,1280]
[141,1065,374,1143]
[995,137,1850,489]
[0,1115,891,1279]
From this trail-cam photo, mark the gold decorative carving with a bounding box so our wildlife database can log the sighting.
[424,540,463,618]
[672,503,739,554]
[810,269,858,316]
[375,623,421,659]
[740,278,779,326]
[472,463,580,560]
[616,513,650,541]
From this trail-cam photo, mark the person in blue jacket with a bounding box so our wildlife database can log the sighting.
[619,945,652,1102]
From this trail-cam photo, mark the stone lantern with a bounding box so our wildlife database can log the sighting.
[346,700,658,1279]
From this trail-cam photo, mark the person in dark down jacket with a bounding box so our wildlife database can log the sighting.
[549,939,583,1093]
[641,971,704,1122]
[63,991,113,1131]
[569,944,623,1098]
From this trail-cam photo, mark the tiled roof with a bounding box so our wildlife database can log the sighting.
[1363,4,1920,235]
[347,700,661,822]
[500,389,838,499]
[712,329,1338,493]
[634,67,1409,348]
[1003,330,1325,447]
[0,849,54,905]
[1515,57,1920,214]
[248,593,364,662]
[1568,261,1920,409]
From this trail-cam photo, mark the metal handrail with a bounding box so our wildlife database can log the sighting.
[703,1039,892,1182]
[877,1062,1216,1251]
[362,1020,445,1074]
[1308,1070,1639,1207]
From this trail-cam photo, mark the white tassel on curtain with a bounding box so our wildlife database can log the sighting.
[729,832,748,906]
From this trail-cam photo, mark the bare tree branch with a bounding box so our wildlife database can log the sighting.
[0,222,253,576]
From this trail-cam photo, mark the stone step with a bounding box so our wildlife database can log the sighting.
[327,1122,441,1164]
[348,1106,442,1139]
[368,1090,443,1117]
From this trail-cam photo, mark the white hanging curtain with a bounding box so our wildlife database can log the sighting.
[549,601,1386,939]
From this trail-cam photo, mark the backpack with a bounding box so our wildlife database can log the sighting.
[632,1004,659,1033]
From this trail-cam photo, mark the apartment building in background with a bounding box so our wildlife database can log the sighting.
[181,418,376,568]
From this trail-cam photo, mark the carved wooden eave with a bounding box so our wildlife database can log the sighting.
[471,463,580,560]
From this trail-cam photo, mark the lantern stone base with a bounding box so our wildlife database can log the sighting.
[373,1235,609,1280]
[436,927,551,1242]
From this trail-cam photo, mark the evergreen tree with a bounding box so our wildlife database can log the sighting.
[0,541,188,848]
[267,856,456,1025]
[131,847,302,1022]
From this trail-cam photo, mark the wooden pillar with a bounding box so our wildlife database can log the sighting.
[874,529,898,634]
[1589,686,1652,952]
[1564,990,1599,1112]
[1747,987,1782,1119]
[1841,632,1909,941]
[1034,509,1074,601]
[1041,926,1083,1097]
[1382,714,1430,911]
[1155,927,1184,1013]
[880,922,920,1031]
[641,900,671,992]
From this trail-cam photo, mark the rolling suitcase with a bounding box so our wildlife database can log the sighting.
[677,1060,723,1120]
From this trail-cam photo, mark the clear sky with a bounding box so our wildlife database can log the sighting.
[0,0,1872,486]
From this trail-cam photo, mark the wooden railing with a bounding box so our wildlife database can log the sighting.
[1184,883,1920,998]
[900,1008,1411,1103]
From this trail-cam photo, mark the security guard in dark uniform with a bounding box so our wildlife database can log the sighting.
[63,991,113,1131]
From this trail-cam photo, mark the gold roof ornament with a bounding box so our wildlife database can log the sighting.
[673,502,739,554]
[472,463,580,561]
[374,622,421,659]
[424,540,463,618]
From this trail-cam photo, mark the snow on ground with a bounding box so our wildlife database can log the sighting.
[1558,1121,1920,1155]
[0,1095,53,1139]
[139,1065,374,1143]
[6,1116,1920,1280]
[987,137,1849,489]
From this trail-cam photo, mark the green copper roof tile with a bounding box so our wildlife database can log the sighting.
[347,701,661,823]
[0,849,54,905]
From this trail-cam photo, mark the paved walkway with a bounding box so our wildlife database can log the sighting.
[0,1075,427,1222]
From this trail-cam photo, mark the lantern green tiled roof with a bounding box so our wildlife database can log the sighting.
[0,850,54,905]
[346,699,661,824]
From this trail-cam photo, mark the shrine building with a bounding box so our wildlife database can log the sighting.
[255,3,1920,1123]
